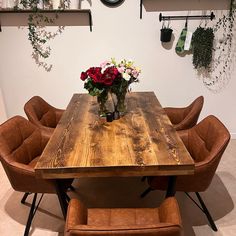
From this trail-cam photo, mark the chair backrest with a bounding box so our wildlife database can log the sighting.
[148,115,230,193]
[0,116,51,193]
[24,96,58,128]
[174,95,204,131]
[65,197,182,236]
[176,115,230,192]
[182,95,204,127]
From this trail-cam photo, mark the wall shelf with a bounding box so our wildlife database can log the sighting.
[0,9,92,32]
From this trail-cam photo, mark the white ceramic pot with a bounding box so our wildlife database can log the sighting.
[69,0,80,9]
[52,0,61,9]
[2,0,16,8]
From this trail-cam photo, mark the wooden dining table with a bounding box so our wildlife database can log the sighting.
[35,92,194,218]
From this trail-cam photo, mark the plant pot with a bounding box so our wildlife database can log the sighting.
[52,0,61,9]
[160,28,173,42]
[69,0,80,9]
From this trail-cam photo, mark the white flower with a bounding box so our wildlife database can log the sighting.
[123,72,130,81]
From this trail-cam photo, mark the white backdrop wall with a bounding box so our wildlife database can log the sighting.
[0,0,235,137]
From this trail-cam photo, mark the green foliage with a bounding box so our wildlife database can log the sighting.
[13,0,67,70]
[192,27,214,70]
[84,79,106,96]
[211,0,236,76]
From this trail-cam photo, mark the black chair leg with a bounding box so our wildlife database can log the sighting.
[21,192,30,204]
[69,185,75,191]
[24,193,37,236]
[140,187,153,198]
[195,192,218,231]
[65,193,71,203]
[141,176,146,182]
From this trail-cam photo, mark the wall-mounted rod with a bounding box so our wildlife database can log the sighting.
[159,12,215,22]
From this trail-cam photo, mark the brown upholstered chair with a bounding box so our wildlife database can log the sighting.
[24,96,64,138]
[65,197,182,236]
[142,115,230,231]
[164,96,204,131]
[0,116,73,236]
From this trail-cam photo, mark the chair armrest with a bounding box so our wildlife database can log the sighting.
[66,199,88,230]
[39,126,55,140]
[55,109,64,123]
[158,197,182,226]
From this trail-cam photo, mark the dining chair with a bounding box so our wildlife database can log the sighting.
[141,115,230,231]
[0,116,73,236]
[164,95,204,131]
[24,96,64,138]
[65,197,182,236]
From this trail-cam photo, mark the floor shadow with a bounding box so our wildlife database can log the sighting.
[177,173,235,235]
[4,192,65,234]
[3,173,234,235]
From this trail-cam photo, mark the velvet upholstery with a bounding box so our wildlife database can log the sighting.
[65,197,182,236]
[164,96,204,131]
[24,96,64,138]
[0,116,72,194]
[147,115,230,192]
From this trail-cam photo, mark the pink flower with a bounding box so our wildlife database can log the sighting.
[117,66,125,73]
[100,60,110,68]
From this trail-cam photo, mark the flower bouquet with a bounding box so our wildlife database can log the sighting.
[80,58,141,117]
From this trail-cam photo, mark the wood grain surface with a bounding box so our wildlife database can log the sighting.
[35,92,194,179]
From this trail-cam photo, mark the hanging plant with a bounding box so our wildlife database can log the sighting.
[191,26,214,70]
[15,0,68,71]
[206,0,236,91]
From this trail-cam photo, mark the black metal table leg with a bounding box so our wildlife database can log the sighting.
[55,180,68,220]
[165,176,177,198]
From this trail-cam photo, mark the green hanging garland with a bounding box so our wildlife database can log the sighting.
[192,26,215,70]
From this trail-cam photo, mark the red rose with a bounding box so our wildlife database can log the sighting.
[80,72,88,81]
[102,67,120,86]
[87,67,102,83]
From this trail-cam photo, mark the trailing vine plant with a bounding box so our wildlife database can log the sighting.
[204,0,236,92]
[15,0,69,71]
[192,26,214,70]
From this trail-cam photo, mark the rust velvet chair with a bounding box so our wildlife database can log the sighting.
[65,197,182,236]
[141,115,230,231]
[0,116,73,236]
[24,96,64,138]
[164,96,204,131]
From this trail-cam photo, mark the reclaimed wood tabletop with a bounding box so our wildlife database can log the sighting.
[35,92,194,179]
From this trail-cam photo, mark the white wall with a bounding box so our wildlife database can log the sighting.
[0,0,235,136]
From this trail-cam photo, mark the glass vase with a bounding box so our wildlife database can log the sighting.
[97,91,108,117]
[115,90,127,116]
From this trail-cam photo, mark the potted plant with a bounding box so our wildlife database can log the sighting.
[209,0,236,85]
[160,26,173,42]
[80,59,141,117]
[191,26,214,70]
[14,0,69,71]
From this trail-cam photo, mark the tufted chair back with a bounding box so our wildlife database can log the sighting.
[148,115,230,192]
[24,96,64,138]
[65,197,182,236]
[164,96,204,131]
[0,116,61,193]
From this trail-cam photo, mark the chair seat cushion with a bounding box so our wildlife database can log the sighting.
[88,208,160,227]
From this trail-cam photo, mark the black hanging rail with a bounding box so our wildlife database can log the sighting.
[159,12,215,22]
